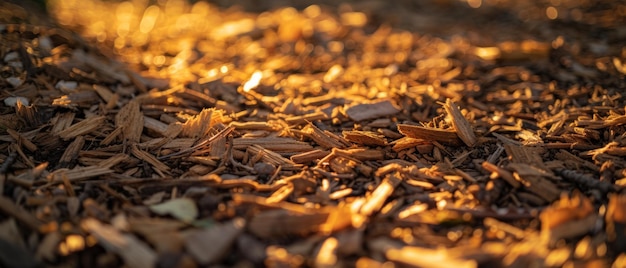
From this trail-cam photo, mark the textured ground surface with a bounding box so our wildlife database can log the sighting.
[1,0,626,267]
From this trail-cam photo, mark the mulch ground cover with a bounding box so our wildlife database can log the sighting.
[1,0,626,267]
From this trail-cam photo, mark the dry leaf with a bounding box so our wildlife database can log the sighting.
[150,198,198,222]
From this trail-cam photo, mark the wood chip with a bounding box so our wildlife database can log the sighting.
[130,144,170,173]
[115,100,143,143]
[343,130,387,146]
[345,100,400,121]
[443,99,477,147]
[233,137,313,152]
[57,116,107,140]
[359,170,403,216]
[397,124,462,145]
[82,218,157,268]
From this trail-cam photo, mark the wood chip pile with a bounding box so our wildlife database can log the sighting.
[1,0,626,267]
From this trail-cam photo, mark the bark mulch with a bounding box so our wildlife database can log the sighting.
[1,0,626,267]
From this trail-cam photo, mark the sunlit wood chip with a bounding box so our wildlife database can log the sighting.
[181,108,225,138]
[345,100,400,122]
[248,145,302,171]
[443,99,477,147]
[359,171,403,216]
[303,123,350,149]
[540,193,594,237]
[343,130,387,146]
[397,124,461,145]
[315,237,339,268]
[233,137,313,152]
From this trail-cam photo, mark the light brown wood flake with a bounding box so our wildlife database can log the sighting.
[504,143,548,170]
[82,218,157,268]
[93,84,114,103]
[233,137,313,152]
[181,108,225,138]
[397,124,462,145]
[343,130,387,146]
[444,99,477,147]
[247,144,302,170]
[314,237,339,268]
[481,161,521,188]
[334,148,385,161]
[344,99,400,121]
[115,100,143,143]
[130,145,170,173]
[285,110,329,125]
[57,116,107,140]
[209,134,227,157]
[47,165,113,183]
[97,153,130,169]
[303,123,350,149]
[248,206,352,239]
[290,149,331,164]
[143,116,169,137]
[540,193,596,243]
[229,121,275,131]
[359,171,403,216]
[392,137,428,152]
[101,126,122,146]
[6,129,37,151]
[266,183,294,203]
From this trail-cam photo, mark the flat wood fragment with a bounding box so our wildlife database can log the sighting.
[57,116,106,140]
[481,161,520,188]
[248,206,352,239]
[130,145,170,173]
[143,116,170,137]
[334,148,385,161]
[343,130,387,146]
[82,218,157,268]
[345,100,400,121]
[247,145,302,170]
[285,110,329,125]
[314,237,339,268]
[290,149,330,164]
[359,171,403,216]
[58,136,84,166]
[181,108,223,138]
[229,121,275,131]
[397,124,462,145]
[47,165,113,183]
[443,99,477,147]
[115,100,143,143]
[6,129,37,151]
[303,123,350,149]
[233,137,313,152]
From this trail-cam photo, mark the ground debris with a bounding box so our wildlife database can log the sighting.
[0,0,625,266]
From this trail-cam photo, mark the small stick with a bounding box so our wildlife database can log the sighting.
[0,152,18,174]
[555,168,616,194]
